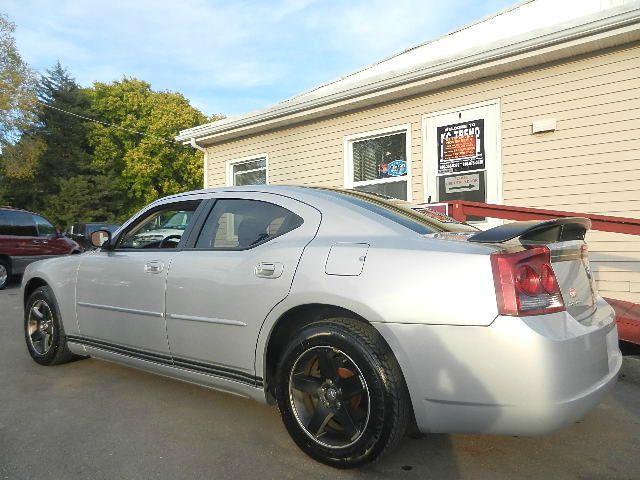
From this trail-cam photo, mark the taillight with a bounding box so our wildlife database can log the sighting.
[490,246,565,316]
[540,264,558,293]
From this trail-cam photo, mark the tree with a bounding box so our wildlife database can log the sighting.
[44,175,125,227]
[0,133,44,210]
[0,134,44,179]
[0,13,37,148]
[36,62,94,185]
[88,78,216,215]
[1,62,99,223]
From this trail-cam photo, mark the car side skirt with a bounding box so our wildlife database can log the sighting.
[66,335,267,403]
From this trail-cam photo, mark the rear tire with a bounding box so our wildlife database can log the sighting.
[24,286,77,365]
[0,258,10,290]
[275,317,410,468]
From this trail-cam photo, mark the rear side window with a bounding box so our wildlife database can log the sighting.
[195,199,303,250]
[0,210,38,236]
[317,188,477,234]
[0,211,10,235]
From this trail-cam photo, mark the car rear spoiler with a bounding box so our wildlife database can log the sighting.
[467,217,592,244]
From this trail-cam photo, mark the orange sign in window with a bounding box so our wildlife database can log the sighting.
[437,119,485,174]
[444,135,476,160]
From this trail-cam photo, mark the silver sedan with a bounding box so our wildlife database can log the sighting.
[21,186,622,468]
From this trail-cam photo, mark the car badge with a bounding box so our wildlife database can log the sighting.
[568,287,577,298]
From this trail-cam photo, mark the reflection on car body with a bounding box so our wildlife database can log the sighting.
[124,210,194,248]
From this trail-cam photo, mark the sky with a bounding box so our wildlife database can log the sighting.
[2,0,514,118]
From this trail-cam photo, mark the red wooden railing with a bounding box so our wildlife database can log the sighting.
[428,200,640,345]
[446,200,640,236]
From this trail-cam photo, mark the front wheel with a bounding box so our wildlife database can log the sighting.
[275,318,411,468]
[24,286,77,365]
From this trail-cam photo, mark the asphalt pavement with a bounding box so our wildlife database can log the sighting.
[1,280,640,480]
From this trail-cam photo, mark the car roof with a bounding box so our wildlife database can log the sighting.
[153,185,432,214]
[168,184,316,197]
[158,184,395,205]
[0,206,37,215]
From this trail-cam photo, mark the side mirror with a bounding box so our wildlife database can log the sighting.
[90,229,112,249]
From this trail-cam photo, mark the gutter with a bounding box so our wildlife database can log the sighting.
[176,3,640,144]
[189,138,208,188]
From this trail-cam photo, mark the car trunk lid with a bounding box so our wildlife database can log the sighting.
[548,242,597,322]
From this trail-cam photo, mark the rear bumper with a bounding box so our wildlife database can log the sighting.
[374,297,622,435]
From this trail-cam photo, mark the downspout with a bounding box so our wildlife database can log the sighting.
[189,137,208,189]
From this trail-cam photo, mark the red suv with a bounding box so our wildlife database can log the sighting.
[0,207,82,289]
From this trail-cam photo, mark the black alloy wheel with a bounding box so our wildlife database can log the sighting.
[24,286,77,366]
[276,317,410,468]
[288,345,370,448]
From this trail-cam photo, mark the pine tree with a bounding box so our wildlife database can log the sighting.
[36,62,93,191]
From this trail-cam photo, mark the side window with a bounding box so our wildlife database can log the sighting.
[228,157,267,186]
[0,211,38,237]
[195,199,303,250]
[0,211,10,235]
[33,215,57,237]
[117,201,201,250]
[345,127,410,201]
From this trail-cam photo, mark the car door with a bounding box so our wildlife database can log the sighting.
[164,192,321,384]
[75,199,205,354]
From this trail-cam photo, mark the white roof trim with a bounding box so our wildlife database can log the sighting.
[177,2,640,144]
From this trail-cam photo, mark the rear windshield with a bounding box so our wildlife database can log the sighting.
[317,188,478,235]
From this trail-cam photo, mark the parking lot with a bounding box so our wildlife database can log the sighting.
[0,282,639,480]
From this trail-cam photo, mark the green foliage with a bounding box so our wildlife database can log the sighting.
[44,175,125,227]
[1,62,103,224]
[0,13,38,147]
[0,134,45,179]
[36,62,94,185]
[88,78,213,215]
[1,68,214,226]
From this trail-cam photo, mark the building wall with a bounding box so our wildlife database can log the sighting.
[205,43,640,303]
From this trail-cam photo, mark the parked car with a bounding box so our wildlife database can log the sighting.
[67,223,120,250]
[21,186,621,468]
[0,207,81,289]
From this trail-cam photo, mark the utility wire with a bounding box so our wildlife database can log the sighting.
[36,101,177,144]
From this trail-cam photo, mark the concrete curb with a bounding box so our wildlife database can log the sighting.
[619,356,640,385]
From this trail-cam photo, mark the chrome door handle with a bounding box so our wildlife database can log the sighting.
[255,262,283,279]
[144,261,164,274]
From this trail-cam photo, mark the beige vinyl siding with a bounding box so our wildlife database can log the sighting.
[205,43,640,303]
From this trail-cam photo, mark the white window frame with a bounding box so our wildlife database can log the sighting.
[421,98,502,227]
[343,124,412,202]
[225,154,269,187]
